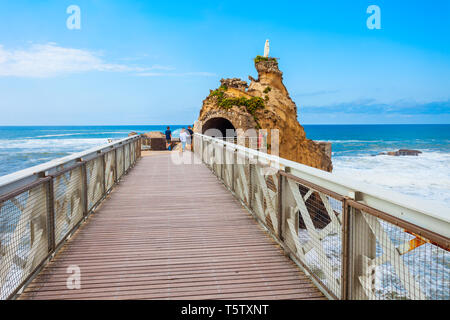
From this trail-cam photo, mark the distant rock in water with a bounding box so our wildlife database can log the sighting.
[375,149,422,156]
[144,131,165,138]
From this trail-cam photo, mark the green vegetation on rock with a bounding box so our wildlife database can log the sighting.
[263,86,272,94]
[254,55,277,64]
[209,85,265,116]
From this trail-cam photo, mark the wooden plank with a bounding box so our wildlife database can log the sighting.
[20,153,324,300]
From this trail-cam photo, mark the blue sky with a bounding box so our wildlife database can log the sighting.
[0,0,449,125]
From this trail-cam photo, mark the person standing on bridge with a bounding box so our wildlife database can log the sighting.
[165,126,172,150]
[187,125,194,151]
[179,128,188,152]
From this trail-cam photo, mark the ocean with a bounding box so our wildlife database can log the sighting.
[0,124,449,207]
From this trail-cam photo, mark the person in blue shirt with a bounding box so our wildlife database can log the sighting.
[165,126,172,150]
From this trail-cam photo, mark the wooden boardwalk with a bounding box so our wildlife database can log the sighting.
[20,152,324,300]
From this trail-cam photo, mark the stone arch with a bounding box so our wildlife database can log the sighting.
[202,117,236,138]
[195,109,258,140]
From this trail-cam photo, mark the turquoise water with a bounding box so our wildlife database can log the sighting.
[0,124,449,206]
[0,125,186,176]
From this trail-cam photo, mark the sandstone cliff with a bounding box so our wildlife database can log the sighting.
[195,56,332,172]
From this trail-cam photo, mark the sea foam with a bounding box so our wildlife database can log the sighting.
[333,151,450,207]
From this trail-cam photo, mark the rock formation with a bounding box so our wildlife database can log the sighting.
[194,56,333,172]
[375,149,422,156]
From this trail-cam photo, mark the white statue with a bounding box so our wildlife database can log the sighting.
[264,39,270,58]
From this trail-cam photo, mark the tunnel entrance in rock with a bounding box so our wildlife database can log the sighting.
[202,117,236,139]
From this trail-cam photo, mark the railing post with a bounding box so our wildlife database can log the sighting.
[347,196,376,300]
[279,166,292,244]
[202,138,205,163]
[341,197,351,300]
[212,142,216,174]
[138,138,141,159]
[248,155,254,209]
[222,144,225,181]
[123,144,125,174]
[129,142,132,167]
[46,176,56,253]
[277,170,283,241]
[114,147,118,183]
[232,149,236,192]
[100,151,106,196]
[138,137,141,159]
[79,158,88,217]
[131,141,134,166]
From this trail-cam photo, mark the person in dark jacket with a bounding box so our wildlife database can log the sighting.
[165,126,172,150]
[187,126,194,151]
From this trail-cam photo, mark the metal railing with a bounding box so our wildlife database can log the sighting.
[194,133,450,300]
[0,135,142,299]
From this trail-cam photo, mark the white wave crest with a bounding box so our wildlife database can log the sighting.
[0,138,108,150]
[333,151,450,207]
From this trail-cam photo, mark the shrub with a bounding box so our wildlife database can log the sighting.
[254,55,277,64]
[209,86,265,116]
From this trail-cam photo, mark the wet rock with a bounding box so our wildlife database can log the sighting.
[376,149,422,156]
[142,131,166,150]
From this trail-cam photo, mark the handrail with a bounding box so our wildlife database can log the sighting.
[194,133,449,300]
[194,133,450,238]
[0,135,141,196]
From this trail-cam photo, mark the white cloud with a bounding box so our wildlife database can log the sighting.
[137,71,216,77]
[0,43,177,78]
[142,64,176,71]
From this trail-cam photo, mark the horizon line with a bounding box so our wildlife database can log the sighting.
[0,123,449,127]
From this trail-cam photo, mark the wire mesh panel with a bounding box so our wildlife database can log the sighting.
[135,140,139,162]
[234,152,251,206]
[86,157,104,211]
[194,135,201,157]
[203,140,213,169]
[116,146,124,180]
[130,141,136,165]
[281,174,343,299]
[223,147,234,190]
[249,163,280,235]
[0,182,49,299]
[348,204,449,300]
[213,143,223,180]
[129,142,134,165]
[204,141,210,167]
[208,141,215,169]
[136,139,141,158]
[53,167,83,246]
[104,150,116,192]
[210,142,217,175]
[124,143,130,172]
